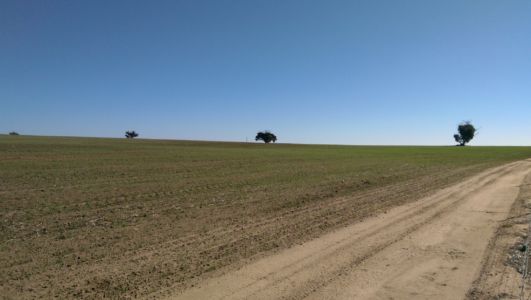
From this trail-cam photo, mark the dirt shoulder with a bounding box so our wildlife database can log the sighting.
[467,166,531,299]
[170,160,531,299]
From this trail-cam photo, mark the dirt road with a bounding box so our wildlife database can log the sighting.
[170,160,531,300]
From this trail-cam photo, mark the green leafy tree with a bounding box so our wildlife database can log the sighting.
[125,130,139,139]
[8,131,19,136]
[255,131,277,144]
[453,121,476,146]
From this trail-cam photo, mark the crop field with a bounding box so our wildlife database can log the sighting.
[1,136,531,299]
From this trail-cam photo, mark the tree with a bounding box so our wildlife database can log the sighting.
[453,121,476,146]
[125,130,139,139]
[8,131,19,136]
[255,131,277,143]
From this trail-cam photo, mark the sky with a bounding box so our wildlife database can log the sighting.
[1,0,530,145]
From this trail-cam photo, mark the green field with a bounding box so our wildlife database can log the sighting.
[1,135,531,299]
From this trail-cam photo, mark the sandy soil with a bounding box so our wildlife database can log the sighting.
[169,160,531,300]
[467,167,531,299]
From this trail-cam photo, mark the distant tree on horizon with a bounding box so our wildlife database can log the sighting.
[125,130,139,139]
[255,131,277,144]
[453,121,476,146]
[8,131,19,136]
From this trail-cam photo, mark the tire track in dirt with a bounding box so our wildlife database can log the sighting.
[467,170,531,299]
[169,160,531,300]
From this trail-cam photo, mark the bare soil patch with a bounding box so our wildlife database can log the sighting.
[172,160,531,299]
[467,168,531,299]
[2,137,531,299]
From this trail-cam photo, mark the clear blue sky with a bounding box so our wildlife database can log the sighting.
[1,0,530,145]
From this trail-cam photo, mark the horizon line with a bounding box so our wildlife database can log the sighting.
[2,133,530,147]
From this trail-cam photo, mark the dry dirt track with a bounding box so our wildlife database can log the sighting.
[170,160,531,300]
